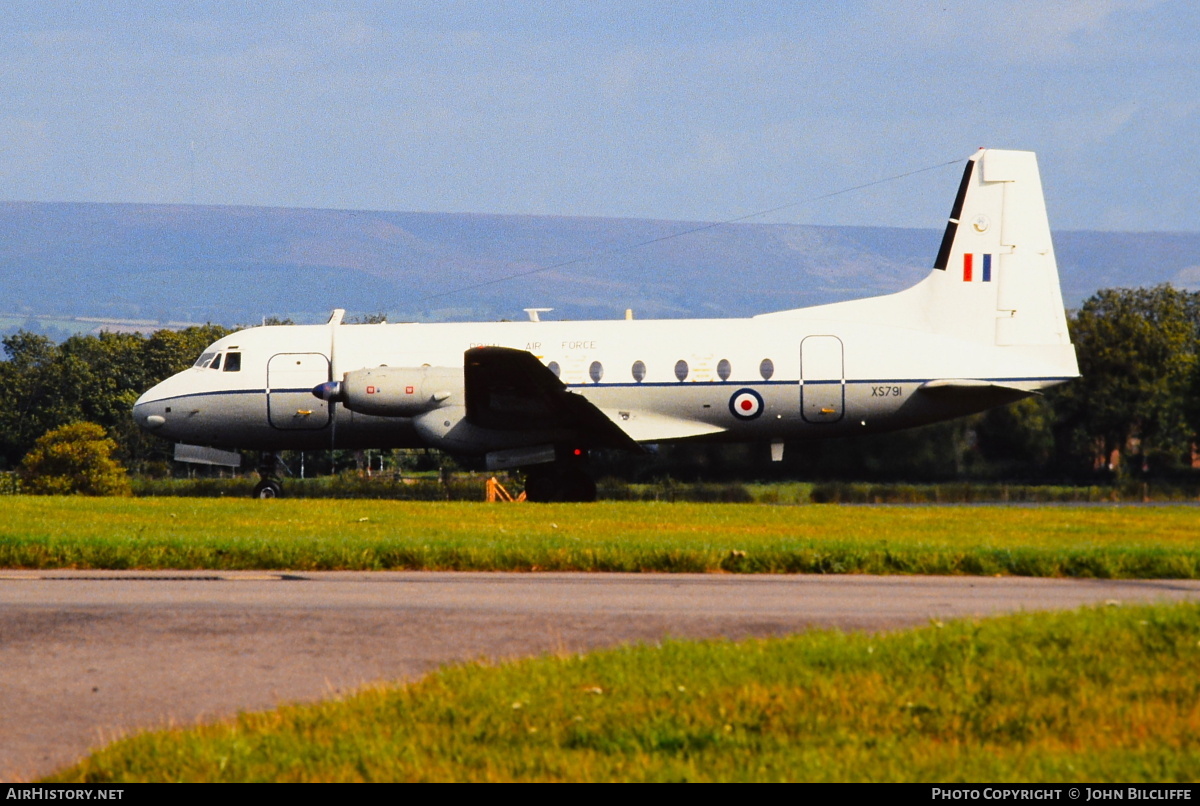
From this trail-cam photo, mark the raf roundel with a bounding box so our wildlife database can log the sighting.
[728,388,764,420]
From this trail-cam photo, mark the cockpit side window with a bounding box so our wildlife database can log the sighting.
[210,353,222,371]
[223,352,242,372]
[193,352,217,368]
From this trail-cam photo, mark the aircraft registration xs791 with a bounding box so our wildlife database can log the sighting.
[133,148,1078,501]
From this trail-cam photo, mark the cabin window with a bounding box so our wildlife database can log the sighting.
[589,361,604,383]
[759,358,775,381]
[631,360,646,383]
[223,352,242,372]
[547,361,561,378]
[674,359,689,382]
[717,358,731,381]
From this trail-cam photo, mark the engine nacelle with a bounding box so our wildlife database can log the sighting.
[314,366,462,417]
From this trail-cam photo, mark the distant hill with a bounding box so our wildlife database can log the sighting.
[1,201,1197,334]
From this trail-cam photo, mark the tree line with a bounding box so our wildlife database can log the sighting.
[0,325,231,474]
[3,285,1200,483]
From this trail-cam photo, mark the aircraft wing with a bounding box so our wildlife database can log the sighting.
[464,346,647,452]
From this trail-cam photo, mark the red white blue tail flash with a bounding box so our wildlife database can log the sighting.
[963,253,992,282]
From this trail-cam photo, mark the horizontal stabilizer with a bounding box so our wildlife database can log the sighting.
[919,379,1038,394]
[918,379,1038,408]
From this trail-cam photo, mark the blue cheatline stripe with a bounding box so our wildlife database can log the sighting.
[983,253,992,282]
[138,376,1079,406]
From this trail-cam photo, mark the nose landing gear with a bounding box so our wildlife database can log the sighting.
[253,478,283,498]
[253,453,284,499]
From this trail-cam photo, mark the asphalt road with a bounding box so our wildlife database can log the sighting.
[3,570,1199,781]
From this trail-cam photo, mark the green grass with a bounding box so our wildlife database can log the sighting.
[2,496,1199,577]
[45,603,1200,782]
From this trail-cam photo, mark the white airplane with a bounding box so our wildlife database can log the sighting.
[133,148,1078,501]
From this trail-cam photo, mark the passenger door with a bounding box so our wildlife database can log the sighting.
[267,353,331,430]
[801,335,844,423]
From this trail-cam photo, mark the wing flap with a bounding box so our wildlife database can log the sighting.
[599,408,726,442]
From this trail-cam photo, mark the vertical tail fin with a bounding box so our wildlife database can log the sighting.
[926,149,1071,346]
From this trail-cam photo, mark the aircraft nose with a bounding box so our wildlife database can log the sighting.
[133,388,168,432]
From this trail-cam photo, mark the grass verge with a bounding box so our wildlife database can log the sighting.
[2,496,1199,577]
[45,603,1200,782]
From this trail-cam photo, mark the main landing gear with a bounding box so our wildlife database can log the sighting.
[253,452,284,499]
[523,455,597,503]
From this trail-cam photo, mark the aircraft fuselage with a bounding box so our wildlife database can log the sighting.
[133,310,1074,452]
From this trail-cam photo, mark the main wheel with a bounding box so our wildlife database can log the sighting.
[523,470,558,503]
[253,479,283,499]
[523,466,596,503]
[559,468,597,502]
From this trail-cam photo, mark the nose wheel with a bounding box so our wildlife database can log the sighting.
[253,452,284,499]
[253,478,283,499]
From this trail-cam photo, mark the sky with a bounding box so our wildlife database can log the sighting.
[2,1,1197,232]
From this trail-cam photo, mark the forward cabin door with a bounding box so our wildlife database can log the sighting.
[801,335,844,423]
[267,353,331,430]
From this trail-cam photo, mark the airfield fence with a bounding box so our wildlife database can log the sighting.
[4,466,1196,502]
[130,475,489,500]
[113,475,1200,503]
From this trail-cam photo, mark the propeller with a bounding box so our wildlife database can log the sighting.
[327,309,345,462]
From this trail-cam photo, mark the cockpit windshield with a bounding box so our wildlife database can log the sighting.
[193,351,242,371]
